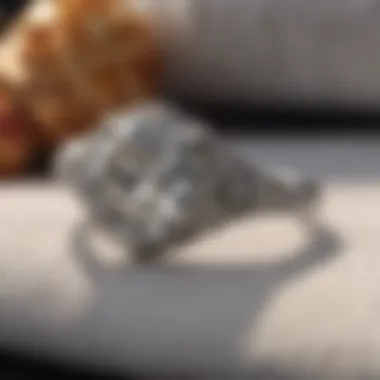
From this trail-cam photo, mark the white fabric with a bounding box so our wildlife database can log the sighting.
[0,138,380,378]
[144,0,380,107]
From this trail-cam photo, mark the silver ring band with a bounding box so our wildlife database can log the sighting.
[57,101,321,263]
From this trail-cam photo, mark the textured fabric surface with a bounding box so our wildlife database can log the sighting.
[151,0,380,107]
[0,137,379,379]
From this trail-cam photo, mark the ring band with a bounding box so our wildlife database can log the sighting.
[56,101,320,263]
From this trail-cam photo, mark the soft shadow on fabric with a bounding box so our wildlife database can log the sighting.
[69,220,341,377]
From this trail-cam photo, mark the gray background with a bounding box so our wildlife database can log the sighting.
[165,0,380,108]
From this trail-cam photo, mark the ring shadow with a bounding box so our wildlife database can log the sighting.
[69,221,342,377]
